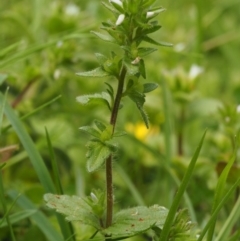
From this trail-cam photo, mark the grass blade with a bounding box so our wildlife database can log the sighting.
[2,95,62,133]
[207,148,237,241]
[197,177,240,241]
[0,87,8,135]
[115,163,145,206]
[45,127,64,195]
[1,93,75,240]
[0,210,37,228]
[0,165,16,241]
[215,195,240,241]
[1,92,55,192]
[159,130,207,241]
[126,134,196,221]
[8,190,64,241]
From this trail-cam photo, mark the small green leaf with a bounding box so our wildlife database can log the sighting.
[101,1,119,14]
[91,31,117,43]
[86,140,112,172]
[110,1,124,13]
[142,0,158,8]
[44,194,101,229]
[79,126,102,139]
[141,25,162,35]
[76,92,111,110]
[103,205,168,238]
[94,120,107,132]
[124,61,139,76]
[143,83,158,93]
[139,59,146,79]
[76,67,110,78]
[138,47,157,57]
[137,105,149,129]
[113,130,127,137]
[142,36,173,47]
[95,53,108,65]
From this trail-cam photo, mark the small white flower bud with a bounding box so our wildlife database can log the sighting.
[109,0,123,8]
[146,8,166,19]
[146,11,155,19]
[189,64,204,80]
[237,105,240,113]
[90,192,98,202]
[116,14,125,26]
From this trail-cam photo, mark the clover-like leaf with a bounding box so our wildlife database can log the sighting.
[76,67,110,78]
[103,205,168,238]
[44,194,101,229]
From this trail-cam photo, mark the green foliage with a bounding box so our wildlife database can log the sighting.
[1,0,240,240]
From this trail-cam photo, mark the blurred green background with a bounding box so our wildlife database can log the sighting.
[1,0,240,240]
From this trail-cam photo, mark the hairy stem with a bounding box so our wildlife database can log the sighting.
[105,65,127,228]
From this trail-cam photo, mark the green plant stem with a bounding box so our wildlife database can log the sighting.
[110,65,127,131]
[105,65,127,228]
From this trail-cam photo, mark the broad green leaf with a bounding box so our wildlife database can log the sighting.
[142,36,173,47]
[143,83,158,93]
[0,210,37,228]
[80,126,102,139]
[103,205,168,238]
[86,140,112,172]
[76,67,110,78]
[44,193,101,229]
[76,92,111,110]
[91,31,117,43]
[138,47,157,57]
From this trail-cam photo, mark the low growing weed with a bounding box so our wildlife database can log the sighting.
[0,0,240,241]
